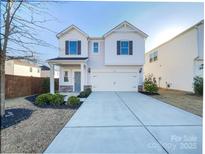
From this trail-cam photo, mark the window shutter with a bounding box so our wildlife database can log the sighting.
[117,41,120,55]
[65,41,69,55]
[129,41,133,55]
[78,40,81,55]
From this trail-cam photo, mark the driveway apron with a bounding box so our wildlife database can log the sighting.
[44,92,202,154]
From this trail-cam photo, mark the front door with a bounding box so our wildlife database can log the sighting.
[74,72,81,92]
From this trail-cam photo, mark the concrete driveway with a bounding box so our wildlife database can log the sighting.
[44,92,202,154]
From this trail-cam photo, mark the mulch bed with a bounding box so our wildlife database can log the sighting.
[139,91,160,95]
[1,96,78,153]
[1,108,33,129]
[25,95,83,109]
[1,95,82,130]
[25,94,38,103]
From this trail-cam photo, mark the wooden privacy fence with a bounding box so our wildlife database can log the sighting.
[5,75,59,99]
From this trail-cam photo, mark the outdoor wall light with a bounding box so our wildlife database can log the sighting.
[139,68,142,73]
[88,67,91,73]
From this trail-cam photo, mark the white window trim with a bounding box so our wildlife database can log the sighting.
[120,40,130,55]
[92,41,99,54]
[149,51,158,63]
[68,40,79,55]
[64,71,69,82]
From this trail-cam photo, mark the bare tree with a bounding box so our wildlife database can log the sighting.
[0,0,57,116]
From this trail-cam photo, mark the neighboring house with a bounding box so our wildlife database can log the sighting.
[5,57,41,77]
[144,20,204,92]
[48,21,148,93]
[40,65,59,78]
[40,65,50,77]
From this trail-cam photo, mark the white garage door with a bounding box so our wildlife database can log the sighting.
[91,72,138,91]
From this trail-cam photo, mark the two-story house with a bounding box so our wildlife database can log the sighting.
[144,20,204,92]
[5,57,41,77]
[48,21,148,93]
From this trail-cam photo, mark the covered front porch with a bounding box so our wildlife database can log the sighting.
[47,57,89,95]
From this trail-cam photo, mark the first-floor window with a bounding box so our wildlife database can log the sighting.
[64,71,69,82]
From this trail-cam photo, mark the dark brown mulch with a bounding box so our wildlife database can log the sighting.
[139,91,160,95]
[1,97,77,153]
[1,108,33,129]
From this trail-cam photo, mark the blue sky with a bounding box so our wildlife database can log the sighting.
[16,2,204,63]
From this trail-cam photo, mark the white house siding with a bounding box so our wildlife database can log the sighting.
[5,60,14,75]
[87,38,144,87]
[13,64,41,77]
[41,70,59,78]
[104,32,145,65]
[194,23,204,77]
[58,29,88,58]
[40,70,50,78]
[88,39,105,69]
[144,28,200,92]
[87,25,145,89]
[197,24,204,59]
[5,60,41,77]
[59,65,80,86]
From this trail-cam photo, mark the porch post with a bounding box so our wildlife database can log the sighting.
[80,63,84,91]
[49,63,55,94]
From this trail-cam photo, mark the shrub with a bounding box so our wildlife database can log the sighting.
[50,93,64,105]
[78,88,92,98]
[84,88,92,96]
[67,96,80,107]
[79,91,87,98]
[35,93,53,106]
[144,74,159,93]
[193,76,203,95]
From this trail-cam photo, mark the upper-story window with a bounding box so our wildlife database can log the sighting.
[117,40,133,55]
[149,51,158,63]
[93,42,99,53]
[69,41,77,55]
[120,41,129,55]
[65,40,81,55]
